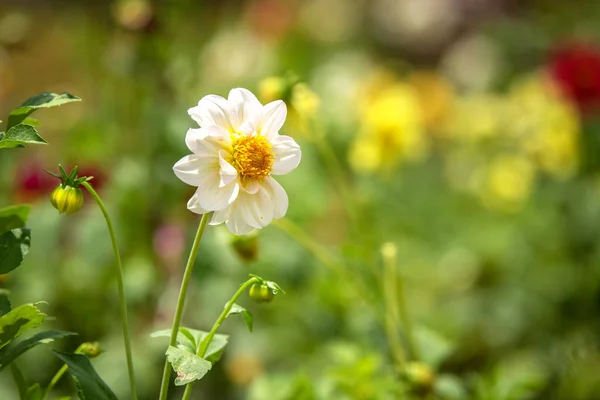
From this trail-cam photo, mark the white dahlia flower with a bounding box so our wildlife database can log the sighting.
[174,88,301,235]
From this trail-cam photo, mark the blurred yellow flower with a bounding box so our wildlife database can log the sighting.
[507,74,580,179]
[482,154,535,212]
[441,93,507,142]
[350,74,426,173]
[409,71,455,130]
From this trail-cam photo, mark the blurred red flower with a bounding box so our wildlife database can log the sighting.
[549,42,600,113]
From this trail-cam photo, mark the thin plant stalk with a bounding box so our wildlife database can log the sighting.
[382,243,407,366]
[81,181,138,400]
[41,364,68,400]
[158,212,212,400]
[181,277,259,400]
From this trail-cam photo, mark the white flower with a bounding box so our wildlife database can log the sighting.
[174,88,301,235]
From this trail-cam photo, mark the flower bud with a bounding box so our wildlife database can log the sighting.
[403,362,435,393]
[50,185,84,215]
[231,231,259,262]
[75,342,102,358]
[249,283,274,303]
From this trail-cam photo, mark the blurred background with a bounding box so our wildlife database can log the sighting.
[1,0,600,399]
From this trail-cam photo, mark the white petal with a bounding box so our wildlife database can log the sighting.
[236,187,274,229]
[185,127,231,155]
[258,100,287,138]
[271,135,301,175]
[240,178,260,194]
[188,95,233,130]
[173,155,218,186]
[196,180,240,211]
[225,205,255,235]
[187,193,210,215]
[218,150,238,188]
[228,88,263,129]
[210,206,230,226]
[262,177,288,219]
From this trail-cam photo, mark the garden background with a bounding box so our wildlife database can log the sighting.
[1,0,600,399]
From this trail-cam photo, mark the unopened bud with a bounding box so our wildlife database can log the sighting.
[231,231,259,262]
[50,185,84,215]
[403,362,435,393]
[76,342,102,358]
[249,283,275,303]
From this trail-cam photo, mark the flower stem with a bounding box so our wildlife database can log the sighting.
[81,181,138,400]
[158,212,212,400]
[41,364,68,400]
[181,277,259,400]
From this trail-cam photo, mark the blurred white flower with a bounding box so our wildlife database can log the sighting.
[174,88,301,235]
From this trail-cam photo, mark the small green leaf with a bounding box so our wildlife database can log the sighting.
[0,228,31,274]
[10,363,27,400]
[227,303,253,333]
[265,281,285,295]
[7,92,81,130]
[0,293,11,317]
[0,124,47,149]
[151,328,229,358]
[53,351,117,400]
[25,383,41,400]
[0,330,77,371]
[0,304,45,350]
[165,346,212,386]
[0,205,30,235]
[21,117,41,127]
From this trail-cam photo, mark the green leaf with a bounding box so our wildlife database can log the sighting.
[0,294,11,317]
[7,92,81,130]
[151,327,228,359]
[0,304,45,350]
[265,281,285,295]
[0,330,77,370]
[25,383,41,400]
[0,205,30,235]
[0,228,31,274]
[165,346,212,386]
[53,351,117,400]
[10,363,27,400]
[21,117,41,127]
[0,124,47,149]
[227,303,253,333]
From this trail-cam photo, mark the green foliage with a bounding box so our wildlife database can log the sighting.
[0,205,30,234]
[165,346,212,386]
[25,384,42,400]
[11,363,27,400]
[0,304,45,351]
[227,303,254,333]
[6,92,81,130]
[53,351,117,400]
[0,293,11,317]
[0,125,47,149]
[151,327,229,362]
[0,330,76,371]
[0,228,31,274]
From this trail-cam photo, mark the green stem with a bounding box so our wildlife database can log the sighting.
[382,243,406,366]
[158,212,212,400]
[81,181,138,400]
[181,277,259,400]
[41,364,68,400]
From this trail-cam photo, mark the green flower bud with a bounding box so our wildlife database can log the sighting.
[50,184,84,215]
[231,231,259,262]
[403,362,435,393]
[249,283,274,303]
[75,341,102,358]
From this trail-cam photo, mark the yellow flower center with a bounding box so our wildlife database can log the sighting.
[231,134,274,179]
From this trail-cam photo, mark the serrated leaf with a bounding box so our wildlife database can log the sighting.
[10,363,27,400]
[0,125,47,149]
[166,346,212,386]
[0,205,30,235]
[227,303,253,333]
[53,351,117,400]
[0,304,45,350]
[7,92,81,130]
[0,228,31,274]
[0,330,77,371]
